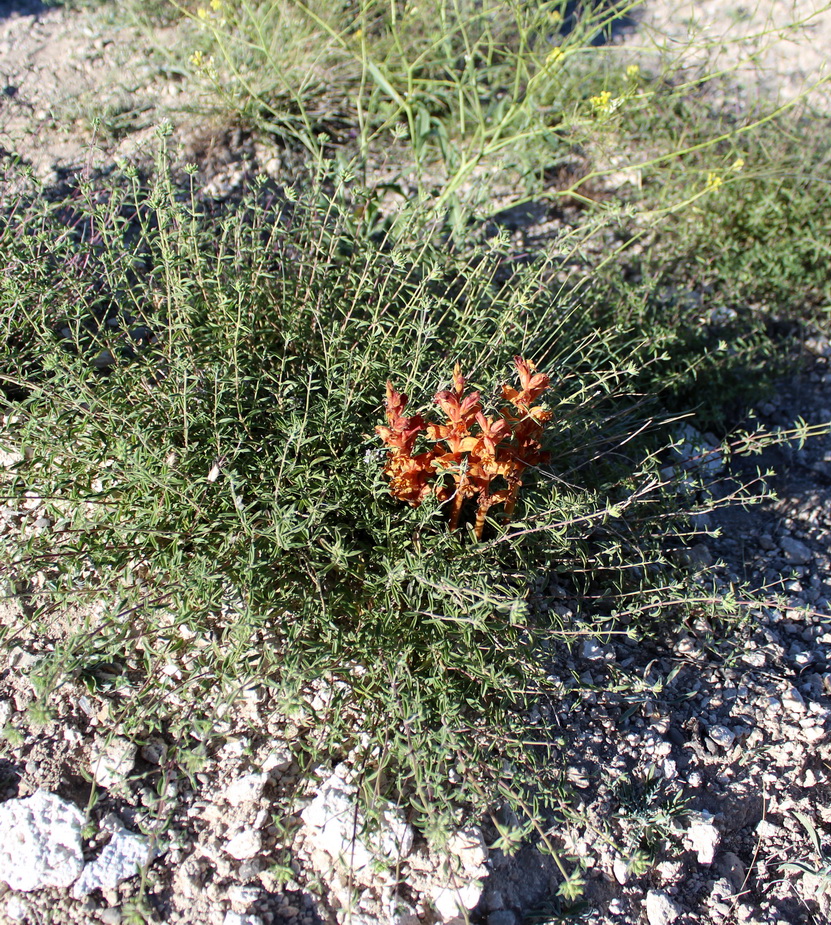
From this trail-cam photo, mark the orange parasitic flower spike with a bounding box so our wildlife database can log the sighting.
[378,358,552,538]
[433,388,481,428]
[452,362,466,396]
[514,356,550,396]
[503,356,551,410]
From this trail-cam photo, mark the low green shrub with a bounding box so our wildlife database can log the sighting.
[0,158,729,872]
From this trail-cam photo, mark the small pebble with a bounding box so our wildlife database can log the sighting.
[224,830,262,860]
[707,725,735,749]
[782,686,806,714]
[780,536,812,565]
[645,890,681,925]
[6,897,27,922]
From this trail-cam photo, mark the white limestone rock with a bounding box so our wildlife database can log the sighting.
[582,639,605,661]
[223,772,269,807]
[227,884,261,909]
[5,897,28,922]
[91,737,137,789]
[301,768,373,870]
[666,424,724,477]
[223,914,264,925]
[431,882,484,921]
[368,804,415,862]
[686,817,721,864]
[645,890,681,925]
[225,829,262,860]
[613,857,629,884]
[782,685,807,714]
[301,766,413,871]
[448,826,488,871]
[223,914,265,925]
[261,744,292,776]
[0,790,85,891]
[0,447,23,469]
[707,725,735,749]
[72,827,154,898]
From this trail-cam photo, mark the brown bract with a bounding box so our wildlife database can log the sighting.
[375,357,551,539]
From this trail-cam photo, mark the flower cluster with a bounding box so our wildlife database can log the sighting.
[376,358,552,539]
[589,90,616,116]
[705,171,723,192]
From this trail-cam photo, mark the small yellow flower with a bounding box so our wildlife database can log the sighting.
[548,10,562,25]
[196,7,209,19]
[589,90,613,114]
[353,27,363,41]
[189,50,204,68]
[626,64,640,79]
[706,172,723,192]
[731,157,745,171]
[545,47,565,69]
[210,0,223,9]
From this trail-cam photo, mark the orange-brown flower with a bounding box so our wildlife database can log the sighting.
[501,355,550,410]
[378,358,552,538]
[433,388,481,429]
[375,381,426,455]
[383,449,437,506]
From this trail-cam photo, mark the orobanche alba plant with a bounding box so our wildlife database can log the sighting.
[377,357,551,539]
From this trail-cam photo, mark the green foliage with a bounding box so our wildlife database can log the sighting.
[612,767,688,870]
[156,0,656,211]
[581,264,787,430]
[780,812,831,898]
[661,117,831,315]
[0,156,719,860]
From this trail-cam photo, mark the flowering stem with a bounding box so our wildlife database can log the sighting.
[474,502,488,541]
[502,482,520,524]
[449,472,466,533]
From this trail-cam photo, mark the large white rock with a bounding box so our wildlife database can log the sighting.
[301,769,374,871]
[0,790,85,891]
[367,804,415,862]
[431,882,484,921]
[72,827,154,898]
[224,829,262,860]
[0,446,23,468]
[707,725,735,749]
[261,744,292,776]
[670,424,724,475]
[782,686,807,714]
[448,827,488,871]
[5,896,28,921]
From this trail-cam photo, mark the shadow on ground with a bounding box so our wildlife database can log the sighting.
[0,0,52,19]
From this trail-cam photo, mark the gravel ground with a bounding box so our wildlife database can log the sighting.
[632,0,831,113]
[2,2,831,925]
